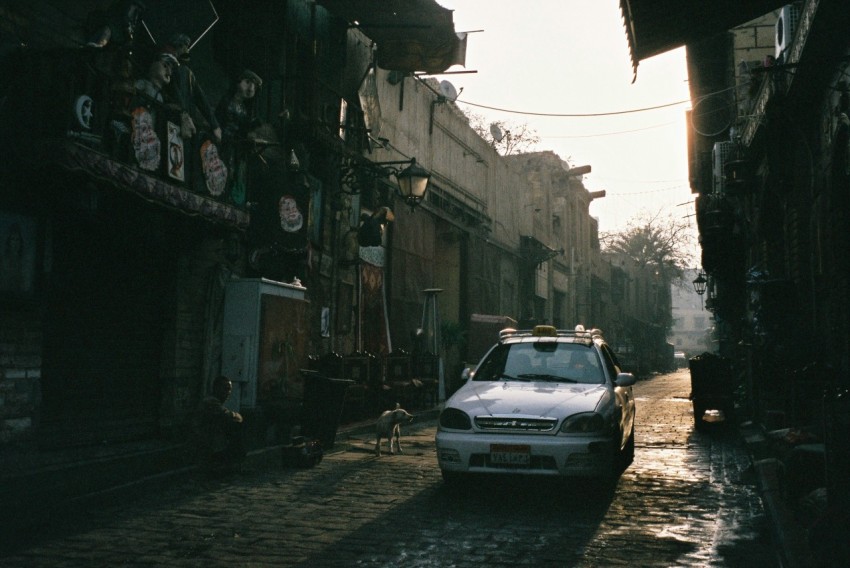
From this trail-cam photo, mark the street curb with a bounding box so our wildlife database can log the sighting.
[741,421,811,568]
[754,457,809,568]
[240,406,442,468]
[335,407,442,440]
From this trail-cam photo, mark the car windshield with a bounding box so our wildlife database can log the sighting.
[474,342,604,384]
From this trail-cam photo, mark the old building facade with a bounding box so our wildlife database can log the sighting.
[0,0,669,456]
[621,0,850,558]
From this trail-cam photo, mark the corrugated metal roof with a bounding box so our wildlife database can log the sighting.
[619,0,787,79]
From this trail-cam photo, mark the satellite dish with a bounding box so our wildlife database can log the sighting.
[489,123,505,142]
[439,80,459,102]
[691,93,734,137]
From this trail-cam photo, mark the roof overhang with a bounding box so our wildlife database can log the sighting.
[316,0,467,74]
[521,235,563,265]
[619,0,787,80]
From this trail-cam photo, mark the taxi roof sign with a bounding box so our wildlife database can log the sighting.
[532,325,557,337]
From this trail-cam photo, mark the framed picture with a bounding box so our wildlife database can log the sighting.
[0,211,39,298]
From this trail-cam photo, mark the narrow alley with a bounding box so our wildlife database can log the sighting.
[2,369,776,567]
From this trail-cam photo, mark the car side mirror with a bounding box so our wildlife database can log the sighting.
[615,372,636,387]
[461,367,473,382]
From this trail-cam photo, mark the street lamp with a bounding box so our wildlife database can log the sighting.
[341,157,431,211]
[391,159,431,210]
[692,272,708,296]
[692,271,708,310]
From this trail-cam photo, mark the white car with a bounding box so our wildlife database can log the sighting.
[436,325,636,483]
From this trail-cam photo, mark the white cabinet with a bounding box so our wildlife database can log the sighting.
[221,278,308,411]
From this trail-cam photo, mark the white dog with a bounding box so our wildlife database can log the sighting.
[375,403,414,456]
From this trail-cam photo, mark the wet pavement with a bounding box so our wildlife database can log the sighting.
[1,369,777,567]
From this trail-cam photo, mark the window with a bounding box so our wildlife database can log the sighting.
[600,344,620,377]
[553,290,566,328]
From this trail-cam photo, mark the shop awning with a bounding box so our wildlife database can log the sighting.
[316,0,467,73]
[520,235,562,265]
[54,142,250,230]
[619,0,787,78]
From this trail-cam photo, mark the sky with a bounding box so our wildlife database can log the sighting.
[436,0,694,238]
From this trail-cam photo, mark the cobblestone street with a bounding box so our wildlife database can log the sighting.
[2,369,776,567]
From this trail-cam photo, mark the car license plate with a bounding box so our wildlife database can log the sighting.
[490,444,531,466]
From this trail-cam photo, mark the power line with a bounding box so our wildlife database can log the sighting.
[456,98,690,117]
[451,85,738,119]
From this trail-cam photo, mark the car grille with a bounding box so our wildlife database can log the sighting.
[475,416,558,432]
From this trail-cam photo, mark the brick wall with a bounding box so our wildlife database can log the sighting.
[0,304,42,443]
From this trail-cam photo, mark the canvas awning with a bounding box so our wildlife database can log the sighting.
[619,0,787,79]
[316,0,467,73]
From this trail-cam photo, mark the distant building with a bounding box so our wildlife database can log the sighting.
[670,269,712,357]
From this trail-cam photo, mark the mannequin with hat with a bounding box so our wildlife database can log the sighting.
[215,69,263,147]
[133,48,179,106]
[128,48,178,171]
[214,70,263,203]
[165,33,222,143]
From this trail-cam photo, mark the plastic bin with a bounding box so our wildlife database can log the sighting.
[299,369,354,449]
[688,353,735,429]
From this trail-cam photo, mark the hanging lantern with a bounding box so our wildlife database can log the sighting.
[692,272,708,296]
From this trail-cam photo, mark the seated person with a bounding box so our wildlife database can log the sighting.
[192,376,246,469]
[568,352,603,383]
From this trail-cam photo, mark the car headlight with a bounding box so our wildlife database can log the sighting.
[560,412,608,434]
[439,407,472,430]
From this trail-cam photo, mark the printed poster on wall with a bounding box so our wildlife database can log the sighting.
[166,121,184,181]
[131,107,160,171]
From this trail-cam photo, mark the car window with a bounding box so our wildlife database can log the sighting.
[474,342,604,384]
[599,344,619,379]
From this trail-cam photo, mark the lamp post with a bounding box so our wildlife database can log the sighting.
[420,288,445,401]
[692,271,707,309]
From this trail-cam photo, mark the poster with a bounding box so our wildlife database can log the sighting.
[167,121,185,181]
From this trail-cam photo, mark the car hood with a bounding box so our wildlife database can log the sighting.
[448,380,607,417]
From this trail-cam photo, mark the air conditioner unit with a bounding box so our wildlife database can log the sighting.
[712,142,734,194]
[775,3,802,63]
